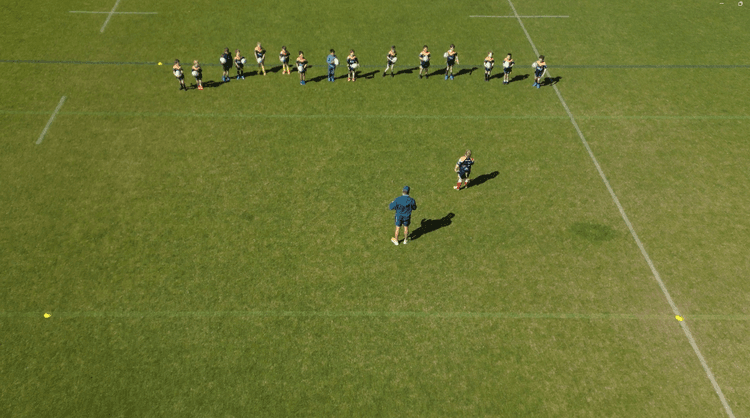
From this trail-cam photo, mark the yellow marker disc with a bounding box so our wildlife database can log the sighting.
[158,62,162,65]
[675,315,683,321]
[43,313,51,318]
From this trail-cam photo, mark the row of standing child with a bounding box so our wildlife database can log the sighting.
[171,44,548,90]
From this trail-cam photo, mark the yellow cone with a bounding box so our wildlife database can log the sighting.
[675,315,683,321]
[43,313,51,318]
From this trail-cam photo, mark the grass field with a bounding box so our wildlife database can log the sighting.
[1,0,749,416]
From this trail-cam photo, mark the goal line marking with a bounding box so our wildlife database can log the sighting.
[506,0,735,417]
[35,96,66,145]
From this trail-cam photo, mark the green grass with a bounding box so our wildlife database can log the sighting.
[1,0,749,416]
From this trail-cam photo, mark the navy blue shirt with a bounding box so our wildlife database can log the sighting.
[389,195,417,217]
[458,157,474,176]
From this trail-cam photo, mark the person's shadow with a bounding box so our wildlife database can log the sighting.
[201,80,223,88]
[454,66,478,77]
[310,73,328,83]
[409,213,455,241]
[466,171,499,189]
[543,76,562,86]
[395,66,419,76]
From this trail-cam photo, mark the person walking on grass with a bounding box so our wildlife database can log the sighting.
[255,42,267,76]
[327,49,338,82]
[172,59,187,91]
[533,55,547,88]
[454,149,475,190]
[389,186,417,245]
[191,60,203,90]
[502,53,514,84]
[383,45,397,77]
[296,51,308,85]
[279,46,291,74]
[346,49,359,81]
[419,45,431,79]
[484,51,494,82]
[444,44,458,80]
[220,47,232,82]
[234,49,245,80]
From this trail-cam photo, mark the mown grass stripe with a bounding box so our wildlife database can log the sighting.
[507,0,735,415]
[1,109,748,121]
[3,310,749,320]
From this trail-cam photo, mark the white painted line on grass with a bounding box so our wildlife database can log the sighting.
[470,15,569,18]
[36,96,67,145]
[70,11,157,14]
[506,1,735,417]
[100,0,122,33]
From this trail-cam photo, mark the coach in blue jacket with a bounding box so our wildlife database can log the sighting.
[389,186,417,246]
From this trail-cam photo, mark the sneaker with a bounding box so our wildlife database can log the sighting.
[445,75,448,80]
[419,74,422,79]
[391,237,399,246]
[536,84,541,89]
[450,75,454,80]
[383,72,387,77]
[198,85,203,90]
[402,239,408,245]
[453,186,460,190]
[391,73,394,78]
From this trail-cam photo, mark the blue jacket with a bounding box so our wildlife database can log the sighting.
[389,195,417,217]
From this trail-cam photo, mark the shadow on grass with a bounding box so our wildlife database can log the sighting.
[454,66,478,77]
[491,72,529,82]
[309,74,329,83]
[543,76,562,86]
[409,213,455,241]
[466,171,499,189]
[359,70,379,79]
[395,66,419,76]
[333,70,379,81]
[570,222,616,242]
[199,80,224,88]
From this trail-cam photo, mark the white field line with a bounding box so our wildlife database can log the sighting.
[70,11,157,14]
[36,96,67,145]
[505,1,735,417]
[470,15,569,18]
[100,0,123,33]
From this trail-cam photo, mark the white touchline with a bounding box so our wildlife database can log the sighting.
[36,96,67,145]
[70,11,157,14]
[470,15,569,18]
[100,0,123,33]
[505,0,735,417]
